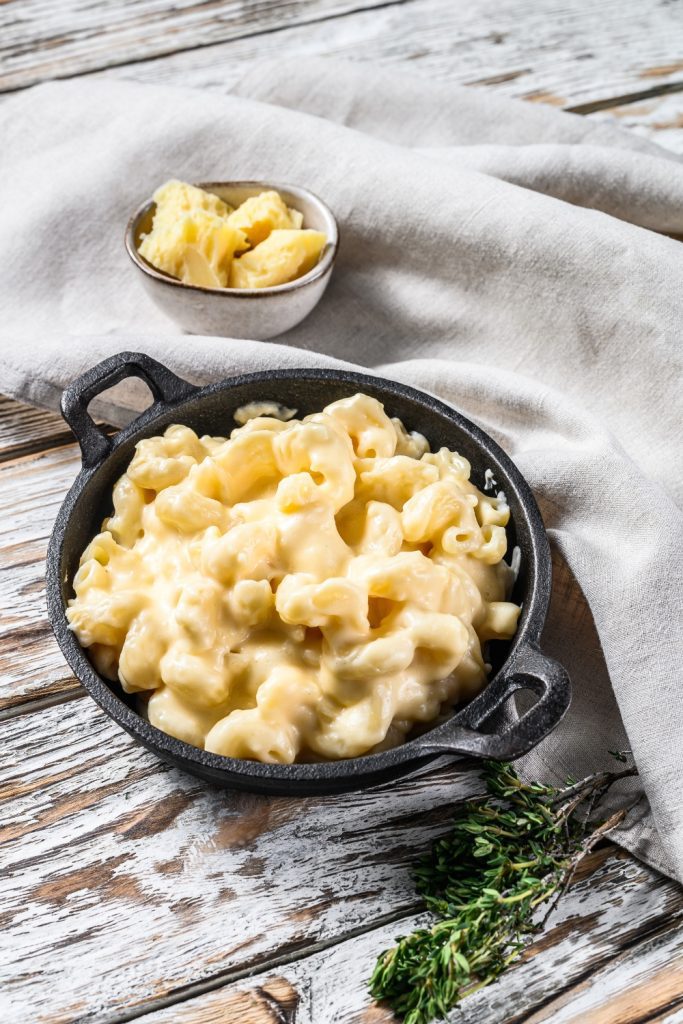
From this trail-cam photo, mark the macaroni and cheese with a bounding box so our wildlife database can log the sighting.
[67,394,520,763]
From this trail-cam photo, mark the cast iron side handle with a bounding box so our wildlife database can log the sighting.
[415,644,571,762]
[61,351,198,468]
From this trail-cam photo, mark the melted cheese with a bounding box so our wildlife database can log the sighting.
[67,394,520,763]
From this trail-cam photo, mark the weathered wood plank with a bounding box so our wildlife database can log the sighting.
[2,418,679,1023]
[648,1005,683,1024]
[0,397,75,462]
[588,91,683,155]
[0,696,480,1024]
[1,352,681,1019]
[1,442,679,1024]
[0,0,410,92]
[0,13,681,1024]
[72,0,683,113]
[522,916,683,1024]
[102,846,683,1024]
[3,690,683,1024]
[0,442,84,710]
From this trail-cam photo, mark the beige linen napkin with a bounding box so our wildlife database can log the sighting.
[1,60,681,879]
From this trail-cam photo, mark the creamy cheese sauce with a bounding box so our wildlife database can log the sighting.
[67,394,520,763]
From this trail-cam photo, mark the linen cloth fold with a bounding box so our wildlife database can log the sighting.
[1,59,681,879]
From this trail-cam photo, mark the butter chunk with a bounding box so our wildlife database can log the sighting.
[227,190,303,247]
[288,207,304,229]
[140,212,246,288]
[229,230,326,289]
[152,179,232,225]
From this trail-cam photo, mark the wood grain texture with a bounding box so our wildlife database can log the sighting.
[1,695,479,1023]
[648,1006,683,1024]
[0,398,75,462]
[71,0,683,113]
[0,441,83,711]
[0,0,408,92]
[1,405,680,1024]
[523,915,683,1024]
[2,689,683,1024]
[589,92,683,155]
[104,846,683,1024]
[2,394,683,1019]
[2,2,683,1021]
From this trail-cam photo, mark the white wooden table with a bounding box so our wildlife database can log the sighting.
[2,3,683,1022]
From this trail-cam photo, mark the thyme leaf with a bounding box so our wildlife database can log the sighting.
[369,758,637,1024]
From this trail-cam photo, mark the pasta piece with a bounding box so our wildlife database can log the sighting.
[401,481,468,543]
[354,500,404,557]
[105,475,146,548]
[119,609,167,692]
[213,430,280,502]
[472,524,508,564]
[155,484,230,534]
[351,551,450,609]
[478,601,521,642]
[274,416,356,512]
[276,574,369,642]
[202,521,278,584]
[227,579,274,627]
[423,447,472,483]
[206,710,300,763]
[160,644,239,708]
[476,491,510,528]
[392,417,430,459]
[324,393,397,459]
[309,687,395,759]
[356,456,439,509]
[128,437,196,491]
[148,685,225,749]
[233,402,298,426]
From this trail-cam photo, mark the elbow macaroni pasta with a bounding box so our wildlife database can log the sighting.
[67,394,520,763]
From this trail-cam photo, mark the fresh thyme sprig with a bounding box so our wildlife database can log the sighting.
[369,759,637,1024]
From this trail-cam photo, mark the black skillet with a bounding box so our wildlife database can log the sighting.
[46,351,570,794]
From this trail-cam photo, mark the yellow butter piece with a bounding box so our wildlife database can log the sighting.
[139,211,245,288]
[137,181,322,291]
[227,190,303,247]
[229,230,327,289]
[288,207,304,229]
[152,179,232,224]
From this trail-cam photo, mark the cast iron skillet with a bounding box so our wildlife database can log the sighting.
[46,351,570,795]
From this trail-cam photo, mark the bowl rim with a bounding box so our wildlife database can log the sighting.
[124,180,339,298]
[48,365,552,790]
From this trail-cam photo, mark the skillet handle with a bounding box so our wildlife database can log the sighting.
[414,644,571,762]
[61,351,198,468]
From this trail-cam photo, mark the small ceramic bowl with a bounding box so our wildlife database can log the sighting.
[125,181,338,340]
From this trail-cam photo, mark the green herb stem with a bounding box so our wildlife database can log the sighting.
[369,758,636,1024]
